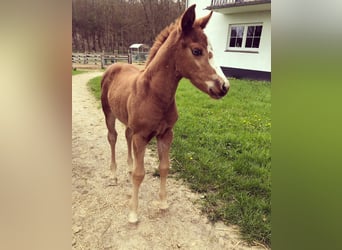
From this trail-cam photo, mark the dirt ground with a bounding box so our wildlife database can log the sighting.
[72,72,267,250]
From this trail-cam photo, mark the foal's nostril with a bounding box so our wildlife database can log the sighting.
[214,79,221,86]
[222,84,227,92]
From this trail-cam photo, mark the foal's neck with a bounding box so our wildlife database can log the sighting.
[143,40,181,106]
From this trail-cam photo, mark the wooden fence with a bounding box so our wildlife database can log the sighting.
[72,53,130,69]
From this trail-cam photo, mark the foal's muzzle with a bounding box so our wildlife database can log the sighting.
[209,78,230,99]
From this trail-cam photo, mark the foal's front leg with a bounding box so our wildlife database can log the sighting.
[157,129,173,210]
[125,127,134,174]
[128,134,147,223]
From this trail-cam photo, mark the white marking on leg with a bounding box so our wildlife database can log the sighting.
[128,211,138,223]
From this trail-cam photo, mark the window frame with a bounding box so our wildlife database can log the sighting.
[226,23,263,53]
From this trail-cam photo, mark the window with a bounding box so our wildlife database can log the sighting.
[227,24,263,52]
[229,26,244,48]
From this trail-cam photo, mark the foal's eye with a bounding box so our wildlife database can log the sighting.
[192,48,202,56]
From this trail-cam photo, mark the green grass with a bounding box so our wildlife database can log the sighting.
[173,78,271,246]
[72,69,87,75]
[87,76,102,100]
[87,76,271,247]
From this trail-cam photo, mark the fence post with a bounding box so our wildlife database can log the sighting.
[128,50,132,64]
[101,50,104,69]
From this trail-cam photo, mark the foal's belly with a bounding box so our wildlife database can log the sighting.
[127,107,177,140]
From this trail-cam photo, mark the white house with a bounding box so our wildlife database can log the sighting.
[186,0,271,81]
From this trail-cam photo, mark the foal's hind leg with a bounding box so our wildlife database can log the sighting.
[105,114,118,184]
[156,129,173,210]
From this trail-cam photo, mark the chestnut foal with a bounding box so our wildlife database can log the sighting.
[101,4,229,223]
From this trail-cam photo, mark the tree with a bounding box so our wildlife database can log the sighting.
[72,0,186,53]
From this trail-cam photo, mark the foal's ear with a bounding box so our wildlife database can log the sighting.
[181,4,196,34]
[195,11,213,29]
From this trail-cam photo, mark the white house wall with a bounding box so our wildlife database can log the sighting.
[188,0,271,73]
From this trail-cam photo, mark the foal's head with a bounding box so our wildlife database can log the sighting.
[175,4,230,99]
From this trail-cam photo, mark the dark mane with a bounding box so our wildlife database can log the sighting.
[145,20,179,67]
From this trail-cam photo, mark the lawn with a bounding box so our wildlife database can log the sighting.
[172,78,271,246]
[88,76,102,100]
[87,76,271,246]
[72,69,87,75]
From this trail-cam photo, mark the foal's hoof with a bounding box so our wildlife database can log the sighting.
[159,201,169,210]
[108,177,118,186]
[128,171,132,179]
[128,212,138,224]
